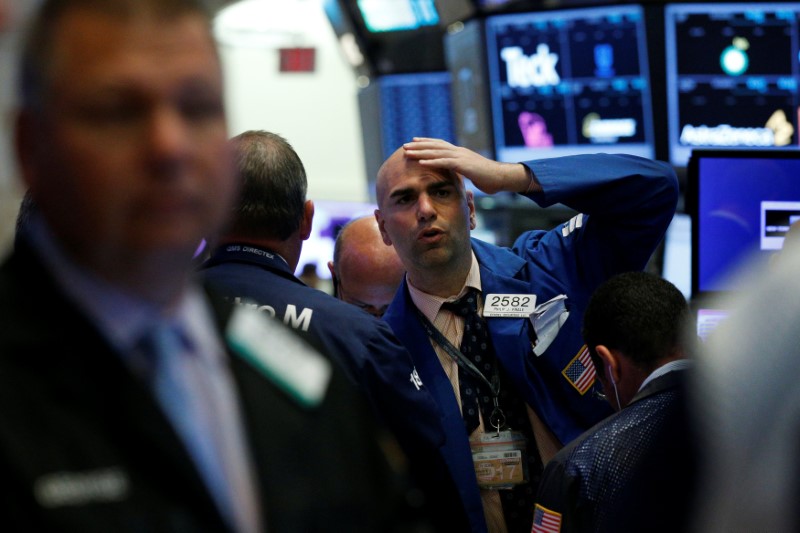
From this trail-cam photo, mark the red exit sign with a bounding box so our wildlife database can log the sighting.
[279,47,316,73]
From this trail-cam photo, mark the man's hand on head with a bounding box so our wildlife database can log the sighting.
[402,138,534,195]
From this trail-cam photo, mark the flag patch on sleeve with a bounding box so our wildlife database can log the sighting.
[532,503,562,533]
[562,344,595,395]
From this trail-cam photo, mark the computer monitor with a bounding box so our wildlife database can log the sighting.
[484,4,655,162]
[444,19,495,160]
[695,307,731,342]
[664,3,800,168]
[358,71,455,199]
[378,72,454,160]
[323,0,446,75]
[356,0,439,32]
[687,148,800,297]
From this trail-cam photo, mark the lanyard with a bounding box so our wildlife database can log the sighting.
[413,305,507,431]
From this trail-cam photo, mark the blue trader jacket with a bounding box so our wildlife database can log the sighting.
[199,246,470,531]
[382,153,679,532]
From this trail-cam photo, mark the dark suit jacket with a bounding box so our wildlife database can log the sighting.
[0,240,417,533]
[534,368,694,533]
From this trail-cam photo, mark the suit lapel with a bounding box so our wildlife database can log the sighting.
[61,312,220,514]
[474,241,536,380]
[383,283,487,528]
[13,247,225,519]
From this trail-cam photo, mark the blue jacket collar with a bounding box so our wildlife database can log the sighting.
[202,243,296,279]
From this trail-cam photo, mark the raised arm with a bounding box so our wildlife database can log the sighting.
[518,152,680,280]
[402,137,539,195]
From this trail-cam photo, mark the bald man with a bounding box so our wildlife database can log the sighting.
[374,137,679,533]
[328,215,405,318]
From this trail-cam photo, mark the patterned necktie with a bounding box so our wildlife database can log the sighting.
[444,289,544,533]
[442,288,497,435]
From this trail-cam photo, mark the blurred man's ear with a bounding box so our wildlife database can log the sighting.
[300,200,314,240]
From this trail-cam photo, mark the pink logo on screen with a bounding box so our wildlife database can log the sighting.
[519,111,553,147]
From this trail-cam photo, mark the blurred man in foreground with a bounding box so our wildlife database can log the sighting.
[690,219,800,533]
[0,1,414,531]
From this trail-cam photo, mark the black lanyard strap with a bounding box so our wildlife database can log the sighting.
[413,304,506,433]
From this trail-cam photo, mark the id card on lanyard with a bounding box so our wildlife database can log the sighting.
[471,430,528,489]
[413,304,530,489]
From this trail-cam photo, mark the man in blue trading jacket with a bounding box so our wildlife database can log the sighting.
[199,130,468,531]
[375,137,679,533]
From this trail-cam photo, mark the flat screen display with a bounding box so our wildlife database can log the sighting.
[358,71,455,200]
[696,308,731,342]
[325,0,446,75]
[375,71,455,159]
[444,19,495,159]
[484,4,655,162]
[665,3,800,168]
[357,0,439,32]
[687,149,800,297]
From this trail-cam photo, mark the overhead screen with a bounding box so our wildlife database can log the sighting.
[687,149,800,298]
[444,19,495,159]
[356,0,439,32]
[324,0,446,75]
[484,4,655,162]
[665,3,800,168]
[374,71,454,161]
[358,71,455,199]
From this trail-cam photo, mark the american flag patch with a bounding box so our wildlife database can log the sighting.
[531,503,562,533]
[562,344,595,394]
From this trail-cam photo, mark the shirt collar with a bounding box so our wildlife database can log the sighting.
[638,359,693,392]
[25,213,221,367]
[407,251,482,323]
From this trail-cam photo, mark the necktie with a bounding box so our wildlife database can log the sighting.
[442,289,497,435]
[139,323,239,530]
[444,289,544,533]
